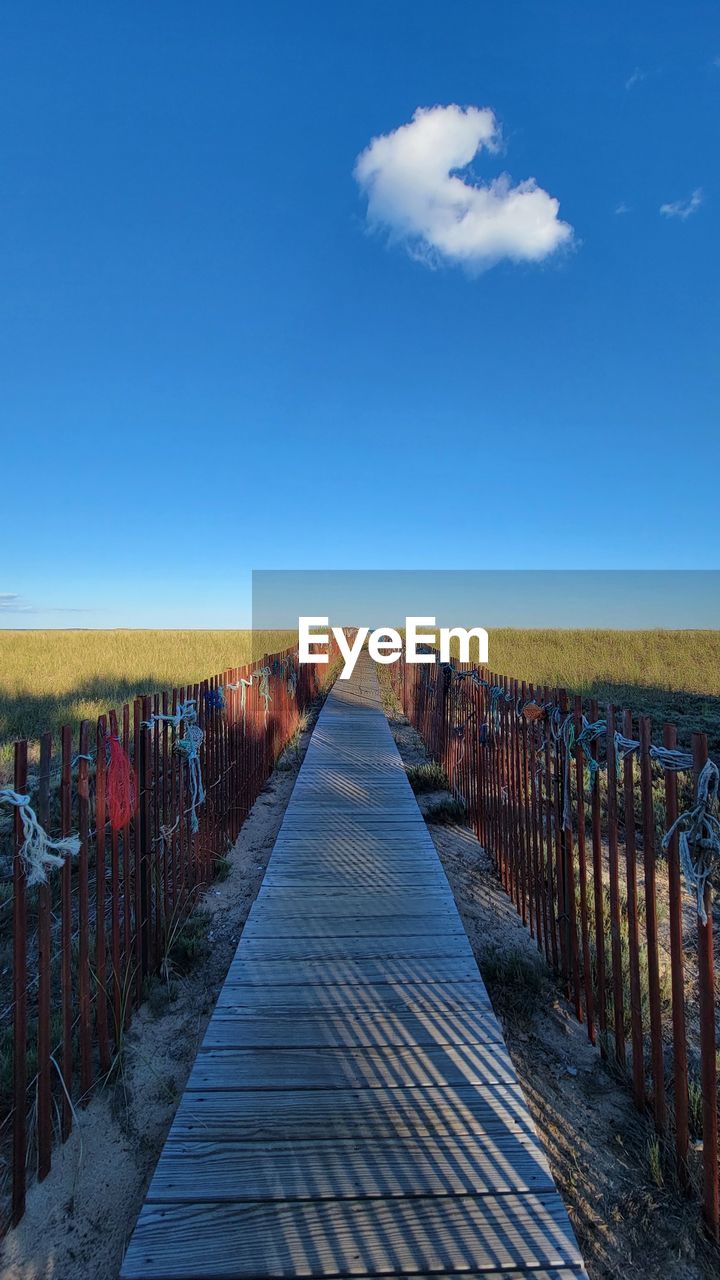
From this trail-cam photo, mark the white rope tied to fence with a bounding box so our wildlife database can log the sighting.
[228,667,273,727]
[0,790,81,886]
[649,744,694,772]
[661,759,720,925]
[226,678,253,727]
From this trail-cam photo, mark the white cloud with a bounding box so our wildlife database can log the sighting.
[660,188,703,219]
[615,201,630,215]
[353,104,573,274]
[0,593,27,612]
[0,592,91,615]
[625,67,646,90]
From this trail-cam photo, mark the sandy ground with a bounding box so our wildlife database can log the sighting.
[0,714,317,1280]
[386,699,720,1280]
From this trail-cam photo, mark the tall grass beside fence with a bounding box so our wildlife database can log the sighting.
[0,630,296,773]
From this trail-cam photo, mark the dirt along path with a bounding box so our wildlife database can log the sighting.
[383,686,720,1280]
[0,703,323,1280]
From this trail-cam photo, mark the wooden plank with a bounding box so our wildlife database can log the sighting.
[215,980,492,1012]
[200,1010,505,1050]
[250,901,458,920]
[252,891,456,911]
[260,876,445,891]
[278,817,428,829]
[170,1083,535,1143]
[229,934,475,962]
[189,1041,513,1090]
[267,857,440,873]
[246,907,460,926]
[242,915,468,939]
[265,849,438,860]
[121,1192,584,1278]
[224,956,483,986]
[271,831,437,848]
[147,1133,555,1202]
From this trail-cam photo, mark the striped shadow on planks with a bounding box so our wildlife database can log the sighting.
[121,654,587,1280]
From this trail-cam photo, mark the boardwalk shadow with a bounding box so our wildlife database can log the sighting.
[0,673,188,751]
[563,678,720,757]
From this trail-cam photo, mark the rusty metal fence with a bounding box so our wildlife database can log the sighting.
[0,644,337,1232]
[390,654,720,1241]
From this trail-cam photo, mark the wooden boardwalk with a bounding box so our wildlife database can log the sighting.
[121,656,587,1280]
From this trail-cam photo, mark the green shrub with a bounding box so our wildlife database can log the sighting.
[406,762,450,793]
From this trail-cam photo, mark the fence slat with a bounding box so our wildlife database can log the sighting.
[77,720,92,1100]
[60,724,73,1140]
[622,709,644,1109]
[663,723,689,1185]
[95,715,111,1074]
[108,709,122,1046]
[605,705,626,1067]
[573,696,594,1043]
[692,732,719,1241]
[11,740,28,1226]
[639,715,665,1132]
[588,697,607,1047]
[559,689,581,1021]
[36,732,53,1182]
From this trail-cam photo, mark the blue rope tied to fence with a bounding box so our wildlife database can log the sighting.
[205,687,225,712]
[143,700,206,833]
[488,685,512,732]
[454,667,488,689]
[548,710,576,829]
[175,720,205,834]
[255,666,272,724]
[613,732,641,766]
[662,759,720,924]
[577,722,696,782]
[649,745,694,772]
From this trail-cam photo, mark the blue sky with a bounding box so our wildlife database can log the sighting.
[2,2,718,628]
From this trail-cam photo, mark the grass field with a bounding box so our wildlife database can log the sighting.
[484,628,720,754]
[1,627,719,764]
[0,630,295,769]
